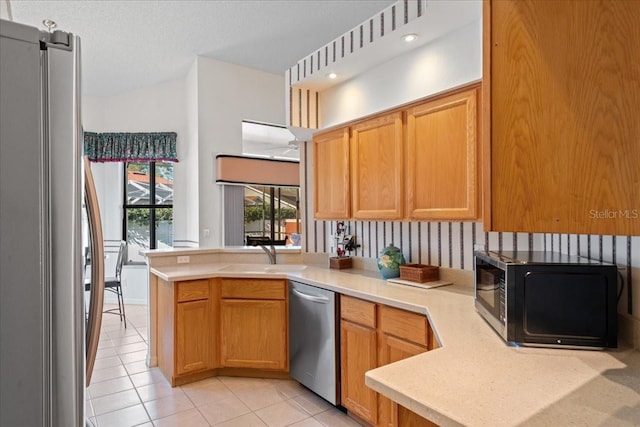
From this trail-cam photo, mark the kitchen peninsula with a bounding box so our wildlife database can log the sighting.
[144,249,640,427]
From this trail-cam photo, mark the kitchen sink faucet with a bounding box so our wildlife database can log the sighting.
[259,244,277,264]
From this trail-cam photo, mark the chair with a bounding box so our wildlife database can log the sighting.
[102,241,127,328]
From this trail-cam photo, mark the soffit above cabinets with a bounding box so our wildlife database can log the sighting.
[288,0,482,92]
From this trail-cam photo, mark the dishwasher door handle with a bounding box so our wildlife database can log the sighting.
[292,288,330,304]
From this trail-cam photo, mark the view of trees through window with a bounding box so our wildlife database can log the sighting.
[124,162,173,262]
[244,186,300,245]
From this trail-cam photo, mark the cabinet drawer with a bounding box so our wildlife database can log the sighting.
[341,295,376,328]
[177,279,210,302]
[379,305,427,346]
[221,279,286,300]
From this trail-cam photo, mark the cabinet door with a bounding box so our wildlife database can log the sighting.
[175,299,212,375]
[406,89,478,220]
[220,299,287,370]
[314,127,351,219]
[377,334,428,427]
[340,319,378,424]
[488,0,640,234]
[351,112,404,220]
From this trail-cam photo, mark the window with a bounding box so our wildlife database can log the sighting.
[244,186,300,245]
[124,162,173,262]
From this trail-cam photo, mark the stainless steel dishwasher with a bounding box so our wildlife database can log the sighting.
[289,281,339,405]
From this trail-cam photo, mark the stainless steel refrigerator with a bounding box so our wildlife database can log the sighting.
[0,19,105,426]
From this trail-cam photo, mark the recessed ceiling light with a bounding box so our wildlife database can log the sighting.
[327,73,338,79]
[402,33,418,43]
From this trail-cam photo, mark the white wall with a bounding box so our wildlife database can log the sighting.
[320,20,482,128]
[83,78,188,304]
[195,56,285,247]
[83,77,188,243]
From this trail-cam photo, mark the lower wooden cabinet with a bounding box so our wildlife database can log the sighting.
[340,295,440,427]
[158,278,216,385]
[220,278,288,371]
[156,277,288,385]
[175,298,213,375]
[220,299,287,370]
[341,319,379,424]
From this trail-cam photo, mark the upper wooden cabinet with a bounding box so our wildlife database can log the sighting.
[406,89,478,220]
[485,0,640,235]
[351,112,404,220]
[312,85,481,222]
[314,128,351,219]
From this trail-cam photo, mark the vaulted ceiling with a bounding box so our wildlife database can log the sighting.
[8,0,395,97]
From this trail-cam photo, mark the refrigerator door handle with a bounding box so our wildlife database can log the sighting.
[83,155,104,386]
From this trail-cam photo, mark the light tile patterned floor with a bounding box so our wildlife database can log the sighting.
[87,304,362,427]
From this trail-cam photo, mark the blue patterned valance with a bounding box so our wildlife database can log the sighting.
[84,132,178,163]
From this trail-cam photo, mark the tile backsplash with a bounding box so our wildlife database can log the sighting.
[303,218,639,348]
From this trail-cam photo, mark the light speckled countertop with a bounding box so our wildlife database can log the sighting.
[149,263,640,427]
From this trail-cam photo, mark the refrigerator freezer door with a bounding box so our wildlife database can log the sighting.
[0,19,90,427]
[0,19,48,427]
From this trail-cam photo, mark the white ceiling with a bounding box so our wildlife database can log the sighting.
[7,0,396,97]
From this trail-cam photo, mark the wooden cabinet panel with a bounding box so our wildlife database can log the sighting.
[340,297,438,427]
[177,279,210,302]
[176,299,213,375]
[341,295,376,328]
[351,112,404,220]
[487,0,640,234]
[220,299,287,370]
[220,278,285,300]
[379,305,428,347]
[340,319,378,424]
[378,334,428,427]
[397,406,440,427]
[314,127,351,219]
[406,89,478,220]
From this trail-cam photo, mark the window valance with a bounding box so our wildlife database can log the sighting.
[84,132,178,163]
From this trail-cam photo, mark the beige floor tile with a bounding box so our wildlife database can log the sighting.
[91,388,141,416]
[198,396,252,425]
[111,334,144,346]
[314,408,363,427]
[90,364,129,383]
[232,384,286,411]
[93,355,123,370]
[115,341,148,355]
[88,376,134,398]
[97,339,116,350]
[290,391,333,416]
[181,377,236,407]
[94,403,150,427]
[95,347,118,359]
[288,418,325,427]
[218,375,269,391]
[129,368,168,388]
[124,359,150,375]
[118,349,148,364]
[267,379,307,399]
[136,379,186,403]
[85,399,95,418]
[143,393,195,420]
[254,400,310,427]
[214,412,268,427]
[153,408,209,427]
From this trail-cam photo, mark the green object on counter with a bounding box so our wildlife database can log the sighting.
[377,243,406,279]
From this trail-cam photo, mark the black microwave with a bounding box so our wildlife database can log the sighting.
[474,250,618,349]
